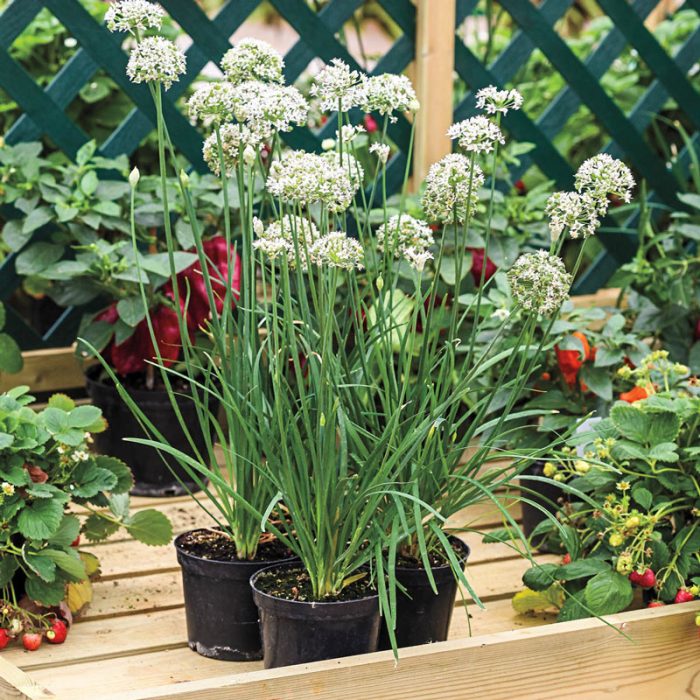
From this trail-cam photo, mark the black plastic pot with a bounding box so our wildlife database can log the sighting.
[378,537,470,649]
[251,564,381,668]
[85,366,217,497]
[520,461,564,550]
[175,531,297,661]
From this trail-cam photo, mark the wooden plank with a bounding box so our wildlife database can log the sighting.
[413,0,456,183]
[91,601,700,700]
[0,657,53,700]
[0,348,85,394]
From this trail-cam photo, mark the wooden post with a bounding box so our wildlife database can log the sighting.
[413,0,456,186]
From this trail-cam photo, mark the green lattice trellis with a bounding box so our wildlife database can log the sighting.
[453,0,700,292]
[0,0,416,349]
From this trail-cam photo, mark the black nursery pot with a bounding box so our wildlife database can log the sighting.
[378,537,470,650]
[520,460,564,551]
[175,531,297,661]
[85,366,217,497]
[251,564,381,669]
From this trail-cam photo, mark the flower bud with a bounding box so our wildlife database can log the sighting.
[128,167,140,188]
[376,276,384,291]
[179,169,190,188]
[243,145,256,167]
[321,138,335,151]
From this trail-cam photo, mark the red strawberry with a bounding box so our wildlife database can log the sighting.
[46,619,68,645]
[0,629,10,649]
[674,588,695,604]
[514,179,526,194]
[363,114,378,133]
[647,601,665,608]
[22,633,42,651]
[629,569,656,589]
[561,553,571,565]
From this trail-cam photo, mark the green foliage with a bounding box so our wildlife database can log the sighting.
[0,389,172,607]
[0,302,22,374]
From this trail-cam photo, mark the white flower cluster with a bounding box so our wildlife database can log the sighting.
[422,154,484,223]
[309,231,365,270]
[545,191,600,241]
[447,116,504,154]
[188,81,238,125]
[253,215,320,268]
[323,151,365,191]
[126,36,186,90]
[376,215,434,271]
[310,58,363,112]
[508,250,571,317]
[105,0,164,34]
[336,124,365,143]
[230,81,308,141]
[357,73,419,119]
[202,123,258,176]
[475,86,523,115]
[370,142,390,164]
[574,154,635,213]
[267,150,357,212]
[221,38,284,86]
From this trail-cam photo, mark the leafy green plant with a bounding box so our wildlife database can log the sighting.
[0,387,171,621]
[0,302,22,375]
[516,351,700,619]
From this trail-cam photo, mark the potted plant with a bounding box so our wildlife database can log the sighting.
[7,137,242,496]
[515,350,700,619]
[0,302,22,377]
[0,387,171,652]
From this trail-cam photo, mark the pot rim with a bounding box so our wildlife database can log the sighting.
[175,528,296,567]
[390,535,470,573]
[250,562,379,609]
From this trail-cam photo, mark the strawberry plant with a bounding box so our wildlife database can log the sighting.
[0,387,171,632]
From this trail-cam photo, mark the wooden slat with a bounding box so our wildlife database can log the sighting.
[0,347,85,394]
[0,658,53,700]
[75,601,700,700]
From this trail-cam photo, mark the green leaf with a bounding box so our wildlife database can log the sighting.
[43,549,87,581]
[25,576,66,606]
[76,140,97,166]
[70,462,118,498]
[0,432,14,450]
[116,296,147,327]
[579,365,612,401]
[83,513,121,542]
[125,509,173,546]
[68,405,103,429]
[0,334,23,373]
[42,406,71,434]
[522,563,559,591]
[22,206,53,235]
[648,442,679,462]
[584,571,633,615]
[17,498,65,540]
[0,557,19,587]
[96,457,134,494]
[555,559,609,581]
[55,202,79,223]
[80,171,99,196]
[47,393,76,411]
[24,552,56,582]
[631,486,653,510]
[2,219,32,251]
[48,515,81,548]
[557,590,589,621]
[15,242,64,275]
[594,347,624,368]
[139,252,197,277]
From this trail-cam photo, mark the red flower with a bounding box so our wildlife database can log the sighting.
[555,331,593,387]
[620,386,648,403]
[514,179,526,195]
[363,114,379,133]
[467,247,497,286]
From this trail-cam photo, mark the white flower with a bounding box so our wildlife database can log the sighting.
[253,215,320,268]
[422,153,484,223]
[357,73,419,119]
[202,123,259,176]
[491,308,510,321]
[336,124,365,143]
[230,81,308,140]
[309,231,365,270]
[243,145,257,167]
[126,37,186,90]
[323,150,364,192]
[574,154,635,213]
[221,38,284,86]
[129,167,140,188]
[321,138,336,151]
[475,86,523,115]
[508,250,571,317]
[188,82,238,125]
[1,482,15,497]
[72,450,90,462]
[267,150,356,212]
[447,116,504,154]
[376,215,434,261]
[404,247,433,272]
[546,191,600,241]
[310,58,364,112]
[105,0,164,34]
[369,142,390,164]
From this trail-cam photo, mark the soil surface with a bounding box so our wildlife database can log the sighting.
[396,539,468,570]
[177,529,292,562]
[254,567,377,602]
